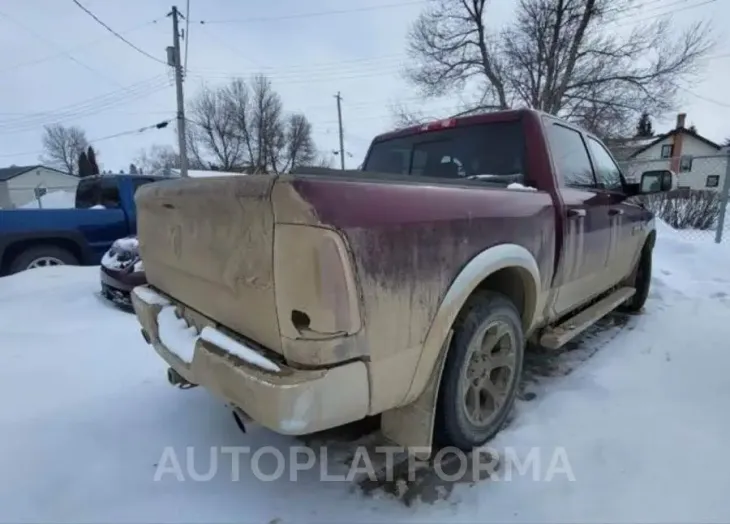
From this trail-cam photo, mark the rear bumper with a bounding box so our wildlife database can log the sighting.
[131,285,370,435]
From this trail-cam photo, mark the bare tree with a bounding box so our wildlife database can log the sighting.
[135,144,181,175]
[406,0,713,136]
[40,124,89,175]
[186,75,319,174]
[389,101,438,128]
[271,113,316,173]
[187,85,245,171]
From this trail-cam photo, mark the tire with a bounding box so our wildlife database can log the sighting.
[9,245,79,274]
[619,246,652,313]
[435,291,525,451]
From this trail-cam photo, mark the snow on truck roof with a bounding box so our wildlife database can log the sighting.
[169,169,245,178]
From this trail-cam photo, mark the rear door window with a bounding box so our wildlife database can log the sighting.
[364,121,527,186]
[544,123,597,188]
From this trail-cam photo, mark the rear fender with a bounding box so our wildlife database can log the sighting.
[381,243,542,456]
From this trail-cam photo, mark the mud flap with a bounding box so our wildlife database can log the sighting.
[380,331,453,460]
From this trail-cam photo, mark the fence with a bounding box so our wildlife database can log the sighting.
[2,183,79,210]
[620,153,730,243]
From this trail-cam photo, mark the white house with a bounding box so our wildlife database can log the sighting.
[0,165,80,208]
[614,114,728,191]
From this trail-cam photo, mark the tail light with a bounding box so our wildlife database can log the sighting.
[274,224,362,365]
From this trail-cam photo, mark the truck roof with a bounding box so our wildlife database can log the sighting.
[371,108,545,143]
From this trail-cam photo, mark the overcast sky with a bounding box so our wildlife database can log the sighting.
[0,0,728,172]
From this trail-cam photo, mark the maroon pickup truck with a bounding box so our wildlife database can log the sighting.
[130,109,670,454]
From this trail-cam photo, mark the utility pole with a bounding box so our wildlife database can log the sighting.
[168,6,189,177]
[335,92,345,170]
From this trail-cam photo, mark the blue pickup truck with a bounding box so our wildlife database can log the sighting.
[0,174,165,275]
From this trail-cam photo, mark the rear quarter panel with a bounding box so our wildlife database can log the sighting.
[274,174,555,412]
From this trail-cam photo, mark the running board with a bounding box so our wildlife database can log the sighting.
[539,287,635,349]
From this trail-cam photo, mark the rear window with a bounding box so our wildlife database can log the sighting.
[363,121,526,185]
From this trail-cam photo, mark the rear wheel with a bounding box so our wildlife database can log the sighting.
[435,291,525,451]
[9,245,79,274]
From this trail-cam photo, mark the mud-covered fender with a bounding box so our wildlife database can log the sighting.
[381,244,542,456]
[404,243,542,405]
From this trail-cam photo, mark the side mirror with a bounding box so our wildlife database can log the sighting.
[640,170,674,194]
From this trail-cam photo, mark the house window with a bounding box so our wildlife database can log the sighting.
[660,144,673,159]
[706,175,719,188]
[679,155,693,172]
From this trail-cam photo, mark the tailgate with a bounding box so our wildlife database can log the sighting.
[134,175,281,353]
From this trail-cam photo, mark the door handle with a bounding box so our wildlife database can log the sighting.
[608,208,624,217]
[567,208,586,218]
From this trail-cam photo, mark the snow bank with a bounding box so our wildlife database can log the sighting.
[18,190,75,209]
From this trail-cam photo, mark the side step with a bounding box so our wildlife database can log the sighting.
[539,287,635,349]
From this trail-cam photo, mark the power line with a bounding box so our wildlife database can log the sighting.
[676,84,730,108]
[194,24,264,68]
[187,0,721,82]
[0,76,173,132]
[70,0,168,65]
[0,17,163,76]
[195,0,428,24]
[0,8,125,88]
[0,119,174,159]
[612,0,716,24]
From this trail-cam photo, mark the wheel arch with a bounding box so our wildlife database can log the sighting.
[402,243,542,405]
[1,235,86,275]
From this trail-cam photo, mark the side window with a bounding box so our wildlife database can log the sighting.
[100,178,121,208]
[545,123,596,188]
[586,137,623,191]
[75,178,102,209]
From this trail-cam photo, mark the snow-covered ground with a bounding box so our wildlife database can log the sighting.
[1,224,730,523]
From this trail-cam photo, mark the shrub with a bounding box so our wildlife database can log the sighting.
[638,189,722,230]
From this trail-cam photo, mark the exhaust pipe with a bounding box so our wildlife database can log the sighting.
[166,367,195,389]
[232,407,251,434]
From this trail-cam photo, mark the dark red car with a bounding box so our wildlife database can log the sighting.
[100,236,146,310]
